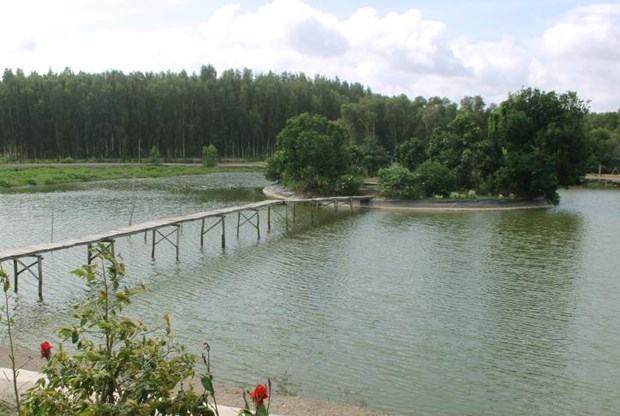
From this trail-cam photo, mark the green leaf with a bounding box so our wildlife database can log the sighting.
[200,375,214,394]
[257,404,269,416]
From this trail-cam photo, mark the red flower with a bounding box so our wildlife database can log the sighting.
[250,383,269,407]
[40,341,52,360]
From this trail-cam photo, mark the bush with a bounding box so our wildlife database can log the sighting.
[148,146,162,165]
[334,174,363,195]
[377,164,420,199]
[202,144,218,167]
[21,246,216,415]
[413,160,457,197]
[265,151,285,181]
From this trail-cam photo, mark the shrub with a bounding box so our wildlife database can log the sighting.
[21,246,216,415]
[148,146,163,165]
[377,164,420,199]
[333,174,363,195]
[413,160,457,197]
[202,144,218,167]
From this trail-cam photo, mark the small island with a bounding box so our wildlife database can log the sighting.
[265,88,590,209]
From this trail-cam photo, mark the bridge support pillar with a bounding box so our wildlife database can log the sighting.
[200,215,227,249]
[237,209,260,240]
[151,224,181,260]
[12,255,44,301]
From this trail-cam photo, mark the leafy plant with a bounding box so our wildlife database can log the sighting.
[377,164,420,199]
[21,245,217,415]
[0,268,24,415]
[413,160,457,197]
[148,146,163,165]
[202,145,219,167]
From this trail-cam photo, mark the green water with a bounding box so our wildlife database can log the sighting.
[1,173,619,415]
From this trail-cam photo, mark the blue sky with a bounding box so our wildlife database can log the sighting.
[1,0,619,111]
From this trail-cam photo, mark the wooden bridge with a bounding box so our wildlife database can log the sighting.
[0,196,373,300]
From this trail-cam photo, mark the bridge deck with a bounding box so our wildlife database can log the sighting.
[0,196,373,262]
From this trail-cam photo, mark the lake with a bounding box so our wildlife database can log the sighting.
[1,172,619,415]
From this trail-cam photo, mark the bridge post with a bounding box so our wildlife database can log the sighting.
[200,218,206,248]
[38,258,43,301]
[221,215,226,248]
[13,260,18,293]
[285,203,289,231]
[176,225,180,261]
[151,229,156,258]
[267,206,271,232]
[237,212,241,237]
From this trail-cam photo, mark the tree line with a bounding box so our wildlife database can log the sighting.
[0,67,619,173]
[0,66,368,160]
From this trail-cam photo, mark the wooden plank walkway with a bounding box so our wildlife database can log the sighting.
[0,200,284,262]
[0,195,373,299]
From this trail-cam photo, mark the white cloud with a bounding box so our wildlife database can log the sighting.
[1,0,619,111]
[532,2,620,110]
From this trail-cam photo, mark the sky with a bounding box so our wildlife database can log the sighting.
[1,0,619,112]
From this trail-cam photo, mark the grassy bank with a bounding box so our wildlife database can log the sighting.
[0,163,265,189]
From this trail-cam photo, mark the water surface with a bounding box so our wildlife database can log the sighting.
[1,174,619,415]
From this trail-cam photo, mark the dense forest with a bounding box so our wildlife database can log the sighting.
[0,66,619,173]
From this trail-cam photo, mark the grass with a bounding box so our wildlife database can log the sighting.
[0,163,265,189]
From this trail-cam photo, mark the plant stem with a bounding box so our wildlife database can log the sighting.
[3,286,21,414]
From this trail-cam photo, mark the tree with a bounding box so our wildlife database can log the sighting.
[488,88,589,202]
[351,137,391,176]
[394,137,427,170]
[266,113,356,194]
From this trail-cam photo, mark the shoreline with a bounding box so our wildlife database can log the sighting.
[263,184,553,212]
[0,344,384,416]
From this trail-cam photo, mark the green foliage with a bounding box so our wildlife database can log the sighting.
[449,190,477,200]
[413,160,457,197]
[588,126,620,171]
[0,68,370,160]
[202,144,219,167]
[21,246,215,415]
[351,137,391,176]
[267,113,358,194]
[148,146,163,165]
[334,174,364,195]
[488,88,589,202]
[378,161,458,199]
[1,268,22,414]
[264,151,284,182]
[377,164,419,199]
[394,138,427,170]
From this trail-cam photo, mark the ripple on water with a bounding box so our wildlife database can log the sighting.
[3,184,620,415]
